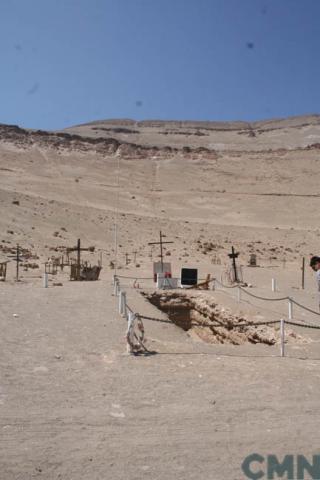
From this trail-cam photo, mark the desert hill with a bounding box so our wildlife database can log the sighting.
[66,114,320,151]
[0,114,320,267]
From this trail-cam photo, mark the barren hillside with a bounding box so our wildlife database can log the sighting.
[1,115,320,267]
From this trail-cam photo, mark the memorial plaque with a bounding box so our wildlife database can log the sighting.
[181,268,198,287]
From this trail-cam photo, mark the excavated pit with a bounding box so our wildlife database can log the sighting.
[142,291,303,346]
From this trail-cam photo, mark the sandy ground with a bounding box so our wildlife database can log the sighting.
[1,116,320,478]
[1,265,320,479]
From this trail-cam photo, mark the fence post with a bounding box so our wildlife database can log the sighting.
[237,286,241,303]
[288,298,293,320]
[115,280,120,297]
[118,291,123,314]
[272,278,276,292]
[122,292,127,318]
[280,319,285,357]
[43,273,48,288]
[118,291,127,316]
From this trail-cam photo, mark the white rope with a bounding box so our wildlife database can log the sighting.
[216,279,320,318]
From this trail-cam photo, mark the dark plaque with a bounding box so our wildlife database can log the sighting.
[181,268,198,286]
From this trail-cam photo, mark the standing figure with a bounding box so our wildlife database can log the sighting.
[310,256,320,310]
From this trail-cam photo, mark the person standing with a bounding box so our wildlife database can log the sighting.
[310,256,320,310]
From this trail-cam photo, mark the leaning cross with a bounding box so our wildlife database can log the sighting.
[228,246,240,283]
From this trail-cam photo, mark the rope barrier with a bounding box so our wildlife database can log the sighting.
[216,278,320,319]
[232,320,280,327]
[290,298,320,317]
[239,287,289,302]
[139,314,172,324]
[240,287,320,317]
[116,275,154,280]
[284,319,320,330]
[140,315,278,328]
[125,302,134,314]
[215,279,238,289]
[136,313,320,331]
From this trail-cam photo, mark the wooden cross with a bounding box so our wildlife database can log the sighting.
[228,246,240,283]
[67,239,93,281]
[148,231,173,272]
[7,244,24,282]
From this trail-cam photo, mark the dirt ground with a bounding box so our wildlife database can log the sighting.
[1,116,320,478]
[1,265,320,480]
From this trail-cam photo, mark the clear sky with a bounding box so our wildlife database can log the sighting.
[0,0,319,130]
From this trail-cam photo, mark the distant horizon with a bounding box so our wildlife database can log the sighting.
[7,111,320,132]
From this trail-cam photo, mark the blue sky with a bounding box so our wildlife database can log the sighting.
[0,0,319,129]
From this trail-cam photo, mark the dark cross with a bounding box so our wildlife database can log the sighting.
[67,239,93,281]
[7,244,23,282]
[228,246,240,283]
[148,231,173,272]
[16,245,20,281]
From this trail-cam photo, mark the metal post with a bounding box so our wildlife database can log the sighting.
[280,319,285,357]
[43,273,48,288]
[301,257,305,290]
[272,278,276,292]
[288,298,293,320]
